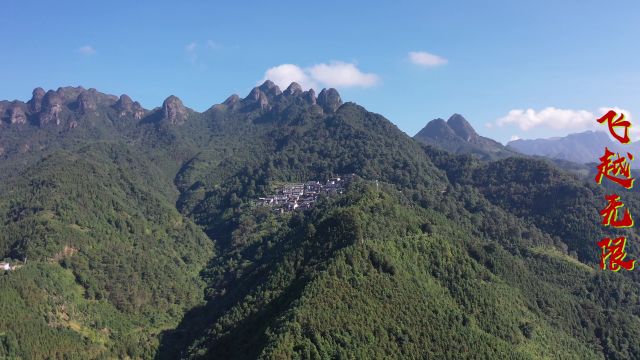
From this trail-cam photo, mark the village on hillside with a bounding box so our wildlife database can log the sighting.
[257,174,356,213]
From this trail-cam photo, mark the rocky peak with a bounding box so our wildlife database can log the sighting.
[317,88,342,113]
[39,90,64,126]
[223,94,240,106]
[8,102,28,124]
[56,86,85,102]
[77,90,98,114]
[28,87,45,112]
[416,118,457,140]
[258,80,282,98]
[447,114,478,142]
[221,94,241,111]
[114,94,145,119]
[302,89,317,105]
[244,87,270,111]
[283,82,303,97]
[114,94,133,110]
[162,95,187,124]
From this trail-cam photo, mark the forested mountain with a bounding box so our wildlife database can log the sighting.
[1,82,639,359]
[414,114,519,160]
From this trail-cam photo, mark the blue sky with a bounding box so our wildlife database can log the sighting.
[1,1,638,143]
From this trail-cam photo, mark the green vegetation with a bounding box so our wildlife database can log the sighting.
[1,86,639,359]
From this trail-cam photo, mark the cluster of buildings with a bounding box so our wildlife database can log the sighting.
[258,174,355,212]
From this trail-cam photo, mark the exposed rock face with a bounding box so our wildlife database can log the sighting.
[244,88,270,111]
[39,90,64,126]
[131,101,144,120]
[114,94,133,115]
[223,94,240,106]
[220,94,240,110]
[242,81,289,111]
[162,95,187,124]
[245,87,262,102]
[77,90,98,114]
[302,89,317,105]
[447,114,478,142]
[56,86,85,103]
[258,80,282,98]
[28,87,45,112]
[283,82,303,97]
[9,102,28,124]
[317,88,342,113]
[0,101,8,123]
[416,118,457,141]
[114,94,145,119]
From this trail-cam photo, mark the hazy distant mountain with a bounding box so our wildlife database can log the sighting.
[507,130,632,164]
[414,114,519,160]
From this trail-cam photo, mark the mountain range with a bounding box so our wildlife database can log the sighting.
[507,130,635,164]
[413,114,519,161]
[1,82,639,359]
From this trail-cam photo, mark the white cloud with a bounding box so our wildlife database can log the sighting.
[495,107,637,140]
[261,64,316,90]
[78,45,96,56]
[510,135,521,141]
[307,61,379,88]
[408,51,447,67]
[260,61,379,90]
[496,107,596,131]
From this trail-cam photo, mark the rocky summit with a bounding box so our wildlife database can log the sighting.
[162,95,188,124]
[414,114,516,160]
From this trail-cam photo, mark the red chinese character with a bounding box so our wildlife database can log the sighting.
[598,237,635,271]
[600,194,634,227]
[597,110,632,144]
[595,147,635,189]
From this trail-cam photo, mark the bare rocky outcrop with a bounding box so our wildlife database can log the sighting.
[162,95,188,124]
[258,80,282,98]
[244,87,270,111]
[114,94,145,119]
[283,82,303,97]
[39,90,64,126]
[77,90,98,114]
[317,88,342,113]
[28,87,45,112]
[302,89,317,105]
[9,102,28,124]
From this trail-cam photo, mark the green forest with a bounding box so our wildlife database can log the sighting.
[1,83,639,359]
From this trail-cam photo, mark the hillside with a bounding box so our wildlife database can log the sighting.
[1,82,639,359]
[414,114,519,160]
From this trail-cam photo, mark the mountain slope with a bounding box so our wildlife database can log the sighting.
[1,83,640,359]
[414,114,518,160]
[0,144,213,358]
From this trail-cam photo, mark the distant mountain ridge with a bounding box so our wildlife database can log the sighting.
[414,114,518,160]
[507,130,636,164]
